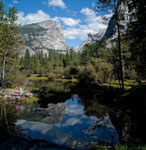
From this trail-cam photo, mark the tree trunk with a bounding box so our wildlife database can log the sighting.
[2,58,6,88]
[116,21,124,90]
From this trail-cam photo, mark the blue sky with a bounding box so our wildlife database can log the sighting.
[4,0,111,47]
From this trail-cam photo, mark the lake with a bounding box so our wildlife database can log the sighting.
[16,95,119,149]
[0,80,146,149]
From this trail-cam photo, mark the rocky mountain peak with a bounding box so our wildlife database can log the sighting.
[21,20,68,55]
[75,1,130,51]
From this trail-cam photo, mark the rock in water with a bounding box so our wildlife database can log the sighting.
[20,20,68,55]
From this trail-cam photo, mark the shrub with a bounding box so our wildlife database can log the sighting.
[77,59,113,86]
[77,64,98,86]
[5,70,28,88]
[64,66,79,79]
[47,67,64,80]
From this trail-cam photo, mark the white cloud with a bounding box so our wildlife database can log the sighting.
[17,7,112,44]
[12,0,18,4]
[48,0,67,9]
[80,7,95,16]
[52,16,60,22]
[52,17,80,27]
[16,120,53,134]
[54,135,70,145]
[17,10,50,25]
[63,7,112,41]
[60,17,80,27]
[8,4,13,7]
[65,104,84,115]
[63,118,82,126]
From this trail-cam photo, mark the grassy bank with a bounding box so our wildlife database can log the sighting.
[88,144,146,150]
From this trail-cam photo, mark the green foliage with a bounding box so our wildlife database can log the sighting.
[115,144,128,150]
[127,0,146,78]
[77,64,98,85]
[24,49,31,70]
[19,47,81,81]
[77,59,113,86]
[80,41,106,65]
[78,41,113,85]
[28,74,48,81]
[0,0,23,87]
[5,70,28,87]
[24,96,39,104]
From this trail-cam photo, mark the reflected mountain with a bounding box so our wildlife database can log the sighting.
[18,102,66,124]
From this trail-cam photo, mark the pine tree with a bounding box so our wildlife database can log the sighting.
[24,49,31,70]
[94,0,125,89]
[127,0,146,79]
[0,1,23,87]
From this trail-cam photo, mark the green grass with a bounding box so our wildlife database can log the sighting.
[115,144,128,150]
[54,78,78,82]
[8,87,25,90]
[24,96,39,104]
[28,74,48,80]
[0,97,5,102]
[28,74,78,82]
[107,80,146,90]
[88,144,146,150]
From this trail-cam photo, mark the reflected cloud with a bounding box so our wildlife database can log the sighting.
[66,105,84,116]
[16,120,53,134]
[63,118,82,126]
[54,135,71,145]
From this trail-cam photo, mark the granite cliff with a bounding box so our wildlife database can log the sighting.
[21,20,68,55]
[75,2,129,51]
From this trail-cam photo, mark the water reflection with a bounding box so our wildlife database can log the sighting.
[18,102,66,124]
[16,96,118,149]
[1,82,146,149]
[0,102,21,144]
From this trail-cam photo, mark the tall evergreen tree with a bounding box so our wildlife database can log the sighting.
[0,1,23,87]
[24,49,31,70]
[127,0,146,78]
[94,0,126,89]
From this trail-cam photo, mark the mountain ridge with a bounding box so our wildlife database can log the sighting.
[21,20,68,55]
[75,2,129,51]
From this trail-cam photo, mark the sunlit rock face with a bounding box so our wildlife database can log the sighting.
[18,102,66,124]
[75,2,130,51]
[103,2,130,48]
[74,30,106,52]
[20,20,68,55]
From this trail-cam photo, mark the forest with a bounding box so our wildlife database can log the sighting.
[0,0,146,89]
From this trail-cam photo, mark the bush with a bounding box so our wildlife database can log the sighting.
[47,67,64,80]
[77,64,98,86]
[93,59,113,83]
[64,66,79,79]
[77,59,113,86]
[124,69,137,80]
[5,70,28,88]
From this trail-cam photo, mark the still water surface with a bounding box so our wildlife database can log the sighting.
[16,96,118,149]
[1,81,146,149]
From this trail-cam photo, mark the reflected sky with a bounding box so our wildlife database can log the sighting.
[16,96,119,149]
